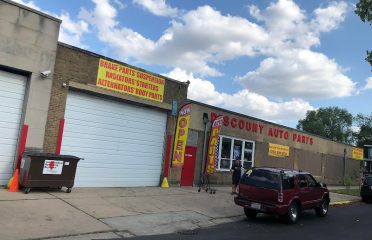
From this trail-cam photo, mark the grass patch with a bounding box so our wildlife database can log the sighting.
[330,188,360,197]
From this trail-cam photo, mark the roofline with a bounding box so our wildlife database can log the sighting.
[2,0,61,23]
[57,42,189,86]
[187,99,357,148]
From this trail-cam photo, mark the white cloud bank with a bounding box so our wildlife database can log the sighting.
[166,68,314,122]
[363,77,372,90]
[12,0,358,124]
[132,0,178,17]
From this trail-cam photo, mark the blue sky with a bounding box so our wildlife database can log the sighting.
[15,0,372,128]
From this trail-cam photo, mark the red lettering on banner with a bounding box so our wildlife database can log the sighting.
[176,140,183,150]
[173,151,182,161]
[209,112,314,145]
[238,120,244,129]
[179,118,187,128]
[284,131,289,140]
[223,116,229,127]
[269,128,273,137]
[259,125,264,134]
[252,123,258,133]
[231,118,237,128]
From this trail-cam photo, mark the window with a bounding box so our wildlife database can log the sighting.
[217,135,255,171]
[240,169,280,190]
[282,173,295,189]
[304,174,318,187]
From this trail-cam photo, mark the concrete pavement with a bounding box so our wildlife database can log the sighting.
[0,186,361,240]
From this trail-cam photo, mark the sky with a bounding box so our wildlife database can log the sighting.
[14,0,372,128]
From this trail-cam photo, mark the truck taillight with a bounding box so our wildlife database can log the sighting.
[278,192,283,203]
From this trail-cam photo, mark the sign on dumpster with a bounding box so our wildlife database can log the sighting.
[43,160,64,174]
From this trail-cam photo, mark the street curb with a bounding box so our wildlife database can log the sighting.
[330,200,360,206]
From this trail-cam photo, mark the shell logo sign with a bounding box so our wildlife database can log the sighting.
[172,104,192,167]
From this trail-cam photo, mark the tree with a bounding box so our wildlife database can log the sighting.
[297,107,353,144]
[353,113,372,147]
[355,0,372,67]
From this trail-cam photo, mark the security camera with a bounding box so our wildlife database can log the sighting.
[40,70,51,78]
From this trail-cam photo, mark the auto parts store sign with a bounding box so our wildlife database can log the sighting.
[97,59,165,102]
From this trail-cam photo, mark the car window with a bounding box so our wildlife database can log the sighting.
[305,174,318,187]
[241,169,280,190]
[282,173,295,190]
[298,175,307,188]
[364,177,372,185]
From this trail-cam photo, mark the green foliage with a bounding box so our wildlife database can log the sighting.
[355,0,372,67]
[343,176,353,190]
[353,113,372,147]
[297,107,353,144]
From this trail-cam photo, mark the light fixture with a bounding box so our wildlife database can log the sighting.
[62,82,69,88]
[40,70,51,78]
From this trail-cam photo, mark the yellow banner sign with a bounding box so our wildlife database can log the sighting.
[352,148,363,160]
[172,104,192,167]
[206,116,223,175]
[97,58,165,102]
[269,143,289,157]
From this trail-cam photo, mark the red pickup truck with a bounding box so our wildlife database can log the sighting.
[234,167,330,224]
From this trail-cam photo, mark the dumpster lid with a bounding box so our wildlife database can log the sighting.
[23,152,81,160]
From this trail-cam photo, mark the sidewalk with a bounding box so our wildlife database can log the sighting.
[0,186,361,240]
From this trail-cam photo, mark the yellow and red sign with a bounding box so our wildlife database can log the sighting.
[352,148,363,160]
[97,58,165,102]
[206,116,223,175]
[268,143,289,158]
[172,104,192,167]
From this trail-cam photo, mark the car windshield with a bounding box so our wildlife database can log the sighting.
[241,169,280,190]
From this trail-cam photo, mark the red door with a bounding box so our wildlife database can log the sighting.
[180,146,197,186]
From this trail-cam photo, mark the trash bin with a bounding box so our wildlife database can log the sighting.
[19,152,81,194]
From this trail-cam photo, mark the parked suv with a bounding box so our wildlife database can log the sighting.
[360,175,372,202]
[234,167,330,224]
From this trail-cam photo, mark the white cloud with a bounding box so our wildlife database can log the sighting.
[133,0,178,17]
[166,68,314,122]
[311,1,349,32]
[13,0,89,47]
[57,12,89,47]
[363,77,372,90]
[79,0,155,61]
[237,49,356,99]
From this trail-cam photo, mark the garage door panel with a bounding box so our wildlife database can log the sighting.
[63,131,164,146]
[0,70,26,185]
[61,145,164,158]
[65,111,166,132]
[67,95,165,118]
[69,98,163,124]
[62,135,164,150]
[62,92,167,187]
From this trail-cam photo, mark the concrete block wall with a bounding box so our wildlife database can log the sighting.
[0,0,60,151]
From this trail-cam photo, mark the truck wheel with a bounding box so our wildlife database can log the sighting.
[244,208,258,219]
[66,188,72,193]
[315,199,329,217]
[286,202,299,224]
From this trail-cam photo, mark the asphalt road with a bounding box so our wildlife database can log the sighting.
[124,203,372,240]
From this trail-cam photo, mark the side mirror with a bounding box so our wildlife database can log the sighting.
[322,183,327,188]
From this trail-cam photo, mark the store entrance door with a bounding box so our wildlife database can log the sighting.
[180,146,197,186]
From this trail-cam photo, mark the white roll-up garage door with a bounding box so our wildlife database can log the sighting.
[61,91,167,187]
[0,70,26,185]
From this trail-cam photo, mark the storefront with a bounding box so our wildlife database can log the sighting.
[169,101,363,186]
[43,44,188,187]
